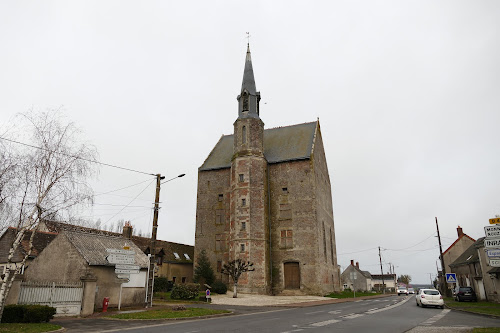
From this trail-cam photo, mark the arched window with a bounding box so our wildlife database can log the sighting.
[242,126,247,144]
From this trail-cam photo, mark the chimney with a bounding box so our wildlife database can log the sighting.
[350,260,354,266]
[457,226,464,237]
[356,262,359,268]
[122,221,133,239]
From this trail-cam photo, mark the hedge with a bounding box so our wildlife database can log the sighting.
[2,304,56,323]
[170,283,200,300]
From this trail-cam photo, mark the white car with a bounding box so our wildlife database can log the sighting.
[408,288,415,294]
[416,289,444,308]
[397,286,408,296]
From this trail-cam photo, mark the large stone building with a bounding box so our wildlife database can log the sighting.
[194,45,340,295]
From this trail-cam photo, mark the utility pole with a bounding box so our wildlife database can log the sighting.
[146,174,165,308]
[379,246,385,294]
[435,217,448,296]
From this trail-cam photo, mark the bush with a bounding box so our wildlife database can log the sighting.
[211,280,227,294]
[154,277,174,292]
[2,304,56,323]
[170,283,200,300]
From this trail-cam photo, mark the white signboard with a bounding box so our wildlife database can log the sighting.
[115,268,140,274]
[107,248,135,255]
[490,259,500,267]
[485,225,500,238]
[107,254,135,265]
[115,264,140,270]
[486,249,500,258]
[484,238,500,249]
[116,274,130,279]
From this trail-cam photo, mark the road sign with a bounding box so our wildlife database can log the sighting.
[490,259,500,267]
[115,268,140,274]
[486,249,500,258]
[489,218,500,225]
[485,225,500,238]
[484,238,500,249]
[115,264,140,270]
[107,254,135,265]
[106,248,135,255]
[446,273,457,283]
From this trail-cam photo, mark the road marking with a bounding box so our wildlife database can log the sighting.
[366,295,412,314]
[340,313,356,317]
[311,319,341,327]
[328,310,341,314]
[367,308,378,312]
[305,310,325,315]
[421,309,451,326]
[343,313,364,319]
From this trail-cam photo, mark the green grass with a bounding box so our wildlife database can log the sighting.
[109,308,230,320]
[0,323,61,333]
[444,297,500,316]
[325,290,382,299]
[473,329,500,333]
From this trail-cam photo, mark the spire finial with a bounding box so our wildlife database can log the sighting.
[246,32,251,46]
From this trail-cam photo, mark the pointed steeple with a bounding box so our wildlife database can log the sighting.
[237,44,261,119]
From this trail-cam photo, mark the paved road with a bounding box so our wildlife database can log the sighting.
[53,295,500,333]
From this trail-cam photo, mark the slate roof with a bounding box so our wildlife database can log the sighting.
[449,237,484,268]
[199,121,318,171]
[63,231,149,268]
[0,228,58,263]
[41,220,193,264]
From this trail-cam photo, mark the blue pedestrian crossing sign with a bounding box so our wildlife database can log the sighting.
[446,273,457,283]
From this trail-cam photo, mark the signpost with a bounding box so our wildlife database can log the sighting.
[445,273,457,283]
[485,238,500,249]
[486,249,500,258]
[485,225,500,238]
[485,218,500,271]
[106,248,136,310]
[490,259,500,267]
[489,217,500,225]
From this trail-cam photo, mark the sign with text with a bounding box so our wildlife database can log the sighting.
[107,254,135,265]
[115,268,140,274]
[115,264,140,270]
[485,225,500,238]
[484,238,500,249]
[490,259,500,267]
[106,248,135,255]
[486,249,500,258]
[489,218,500,225]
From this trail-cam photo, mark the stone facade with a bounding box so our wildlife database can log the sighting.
[194,45,340,295]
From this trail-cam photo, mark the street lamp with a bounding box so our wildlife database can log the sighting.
[145,173,185,308]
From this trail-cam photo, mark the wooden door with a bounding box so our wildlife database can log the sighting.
[284,262,300,289]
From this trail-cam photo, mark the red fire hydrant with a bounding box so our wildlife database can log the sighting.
[102,297,110,312]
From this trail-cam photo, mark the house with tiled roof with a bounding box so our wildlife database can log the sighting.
[442,226,476,278]
[39,220,194,283]
[0,227,58,275]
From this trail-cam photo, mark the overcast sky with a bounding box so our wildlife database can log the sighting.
[1,1,499,284]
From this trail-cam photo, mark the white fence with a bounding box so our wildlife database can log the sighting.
[19,281,83,316]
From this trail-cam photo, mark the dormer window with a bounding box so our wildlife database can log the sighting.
[173,252,180,260]
[184,253,190,260]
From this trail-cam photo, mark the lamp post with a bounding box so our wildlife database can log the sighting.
[145,173,185,308]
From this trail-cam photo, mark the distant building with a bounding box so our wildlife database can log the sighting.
[370,274,397,292]
[442,226,475,276]
[194,45,340,295]
[341,260,372,292]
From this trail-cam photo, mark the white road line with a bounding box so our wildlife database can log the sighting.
[305,310,325,315]
[343,313,365,319]
[367,308,379,312]
[328,310,341,314]
[340,313,356,318]
[311,319,341,327]
[366,296,412,314]
[421,309,451,326]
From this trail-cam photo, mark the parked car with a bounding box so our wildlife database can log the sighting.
[408,288,415,294]
[416,289,444,308]
[397,286,408,296]
[454,286,477,302]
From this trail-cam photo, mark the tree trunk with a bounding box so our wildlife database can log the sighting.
[233,283,238,298]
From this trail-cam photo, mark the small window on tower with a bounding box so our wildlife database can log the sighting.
[240,244,245,252]
[218,194,223,202]
[241,222,246,230]
[282,187,288,194]
[242,94,249,111]
[242,198,246,206]
[242,126,247,144]
[217,260,222,272]
[239,174,244,182]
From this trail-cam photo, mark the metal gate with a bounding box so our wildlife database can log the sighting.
[19,281,83,316]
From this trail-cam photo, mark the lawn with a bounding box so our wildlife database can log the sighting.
[325,290,382,299]
[109,307,230,320]
[444,298,500,317]
[0,323,61,333]
[473,329,500,333]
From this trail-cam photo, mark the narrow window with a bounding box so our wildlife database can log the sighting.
[242,94,249,111]
[217,260,222,272]
[282,187,288,194]
[242,126,247,144]
[322,222,327,262]
[182,277,186,283]
[172,276,176,283]
[239,174,244,182]
[330,229,335,265]
[240,244,245,252]
[241,222,246,230]
[218,194,223,202]
[242,198,246,206]
[215,209,224,225]
[156,256,163,265]
[215,234,225,251]
[281,230,293,249]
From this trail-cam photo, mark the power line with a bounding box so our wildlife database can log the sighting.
[94,179,154,197]
[383,232,437,251]
[337,247,378,256]
[0,136,156,176]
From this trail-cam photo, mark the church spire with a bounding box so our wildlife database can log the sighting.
[237,44,261,119]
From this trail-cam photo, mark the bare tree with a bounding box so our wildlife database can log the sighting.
[221,259,254,298]
[0,111,98,320]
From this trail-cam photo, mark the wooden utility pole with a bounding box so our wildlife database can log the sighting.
[435,216,448,296]
[146,174,164,307]
[379,246,385,294]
